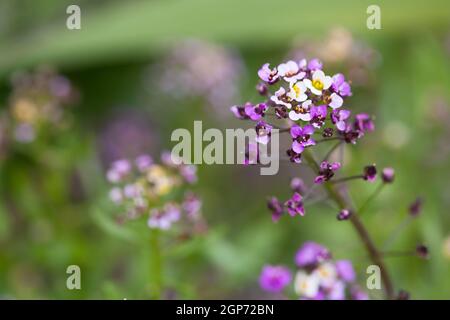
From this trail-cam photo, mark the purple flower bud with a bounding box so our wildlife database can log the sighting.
[290,177,306,194]
[416,244,429,259]
[259,265,292,293]
[256,82,268,95]
[409,197,423,217]
[396,290,410,300]
[363,164,377,182]
[267,197,284,222]
[381,167,395,183]
[337,209,352,221]
[322,128,334,138]
[307,58,323,71]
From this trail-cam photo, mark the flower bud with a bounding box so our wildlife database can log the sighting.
[337,209,352,221]
[409,197,423,217]
[381,167,395,183]
[416,244,429,259]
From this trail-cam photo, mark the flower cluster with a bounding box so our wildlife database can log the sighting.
[231,58,374,162]
[151,39,243,115]
[7,68,77,143]
[260,242,367,300]
[267,177,307,222]
[106,152,203,231]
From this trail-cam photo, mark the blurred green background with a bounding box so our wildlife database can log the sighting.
[0,0,450,299]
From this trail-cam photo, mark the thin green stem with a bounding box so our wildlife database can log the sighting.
[149,229,163,299]
[302,149,395,299]
[382,216,414,250]
[357,183,385,217]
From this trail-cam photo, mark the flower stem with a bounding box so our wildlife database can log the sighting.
[302,149,395,299]
[149,229,163,299]
[358,183,385,217]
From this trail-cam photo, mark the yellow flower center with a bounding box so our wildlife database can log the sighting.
[312,79,324,91]
[293,83,302,96]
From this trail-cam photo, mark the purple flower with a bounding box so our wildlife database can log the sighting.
[328,93,344,109]
[332,73,352,97]
[314,161,341,184]
[363,164,377,182]
[337,209,352,221]
[267,197,284,222]
[328,281,346,300]
[309,105,328,128]
[255,121,272,145]
[286,148,302,163]
[135,154,153,172]
[245,102,268,121]
[351,286,369,300]
[259,265,292,293]
[180,164,197,183]
[382,167,395,183]
[230,105,248,119]
[290,177,306,194]
[290,124,315,154]
[307,58,323,71]
[231,102,268,121]
[335,260,356,282]
[295,242,330,267]
[256,82,268,95]
[354,113,375,134]
[107,159,131,183]
[285,192,305,217]
[331,109,351,131]
[258,63,279,84]
[182,192,202,219]
[244,142,260,165]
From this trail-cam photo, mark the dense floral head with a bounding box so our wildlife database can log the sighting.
[230,58,374,161]
[7,68,77,144]
[106,152,203,232]
[260,242,367,300]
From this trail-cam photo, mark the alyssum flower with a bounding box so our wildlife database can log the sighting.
[106,152,203,232]
[234,58,427,300]
[231,58,375,164]
[259,242,368,300]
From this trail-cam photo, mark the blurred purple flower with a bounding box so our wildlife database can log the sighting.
[259,265,292,293]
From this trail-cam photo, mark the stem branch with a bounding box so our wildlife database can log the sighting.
[303,149,395,299]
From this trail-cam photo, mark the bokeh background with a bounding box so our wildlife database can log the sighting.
[0,0,450,299]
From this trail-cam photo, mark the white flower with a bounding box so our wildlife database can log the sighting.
[277,60,305,82]
[312,262,337,289]
[109,187,123,204]
[304,70,333,95]
[287,81,308,102]
[289,100,312,121]
[294,271,320,298]
[270,87,292,109]
[329,93,343,109]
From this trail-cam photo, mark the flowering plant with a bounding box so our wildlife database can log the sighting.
[231,58,427,299]
[106,152,205,298]
[106,152,204,233]
[260,242,367,300]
